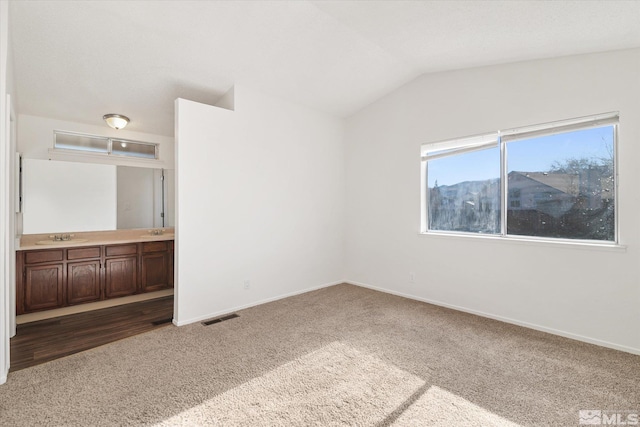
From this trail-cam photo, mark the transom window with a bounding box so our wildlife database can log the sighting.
[54,131,158,160]
[421,113,618,244]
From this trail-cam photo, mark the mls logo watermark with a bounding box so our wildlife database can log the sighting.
[579,410,639,425]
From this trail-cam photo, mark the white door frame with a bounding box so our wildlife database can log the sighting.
[1,0,11,385]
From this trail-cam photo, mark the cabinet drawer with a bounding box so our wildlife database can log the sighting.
[67,246,101,260]
[24,250,64,264]
[105,244,138,257]
[142,241,168,253]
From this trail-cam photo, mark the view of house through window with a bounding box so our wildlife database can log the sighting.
[422,114,617,243]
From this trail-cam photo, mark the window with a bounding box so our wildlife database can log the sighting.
[111,139,157,159]
[426,134,500,234]
[421,113,618,243]
[55,132,109,154]
[54,131,158,160]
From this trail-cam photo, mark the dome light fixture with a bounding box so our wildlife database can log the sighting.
[103,114,130,130]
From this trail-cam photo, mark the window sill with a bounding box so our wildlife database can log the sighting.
[418,231,627,253]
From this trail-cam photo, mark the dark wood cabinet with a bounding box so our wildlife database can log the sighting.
[105,244,138,258]
[168,241,174,288]
[16,240,174,315]
[66,246,103,306]
[67,261,102,305]
[25,249,64,264]
[141,241,170,293]
[141,253,170,292]
[104,243,139,299]
[24,263,64,312]
[105,256,138,298]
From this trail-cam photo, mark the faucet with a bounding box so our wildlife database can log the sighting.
[49,233,74,241]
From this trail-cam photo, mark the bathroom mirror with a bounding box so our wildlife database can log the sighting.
[21,158,175,234]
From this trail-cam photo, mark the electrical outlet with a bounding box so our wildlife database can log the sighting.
[409,272,416,284]
[244,280,250,290]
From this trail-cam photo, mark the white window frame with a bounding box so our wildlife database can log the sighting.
[420,112,619,246]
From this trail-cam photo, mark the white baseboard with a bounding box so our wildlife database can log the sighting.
[346,280,640,356]
[173,280,343,327]
[0,370,7,385]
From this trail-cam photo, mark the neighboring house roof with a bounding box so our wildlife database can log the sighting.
[509,171,578,196]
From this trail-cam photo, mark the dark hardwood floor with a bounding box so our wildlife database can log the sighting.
[10,296,174,372]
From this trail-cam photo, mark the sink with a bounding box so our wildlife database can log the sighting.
[140,233,174,239]
[35,239,89,245]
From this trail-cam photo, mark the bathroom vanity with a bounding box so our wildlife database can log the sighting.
[15,229,174,315]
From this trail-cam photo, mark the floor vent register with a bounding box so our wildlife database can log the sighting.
[202,313,240,326]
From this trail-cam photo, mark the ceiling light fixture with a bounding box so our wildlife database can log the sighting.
[103,114,130,130]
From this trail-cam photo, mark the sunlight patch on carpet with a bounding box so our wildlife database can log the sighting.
[153,341,425,426]
[391,385,521,427]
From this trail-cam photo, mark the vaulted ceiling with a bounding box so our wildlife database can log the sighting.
[9,1,640,136]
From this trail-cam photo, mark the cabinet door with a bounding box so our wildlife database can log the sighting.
[168,241,174,288]
[105,256,138,298]
[67,260,101,305]
[24,264,64,312]
[141,253,169,292]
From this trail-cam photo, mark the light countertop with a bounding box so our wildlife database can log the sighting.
[18,228,175,251]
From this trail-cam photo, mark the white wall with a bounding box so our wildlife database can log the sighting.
[344,49,640,353]
[175,86,344,325]
[23,159,116,234]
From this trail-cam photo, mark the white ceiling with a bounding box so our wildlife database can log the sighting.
[9,1,640,137]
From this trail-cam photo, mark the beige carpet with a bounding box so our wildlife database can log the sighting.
[0,284,638,426]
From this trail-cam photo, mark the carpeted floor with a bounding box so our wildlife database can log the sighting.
[0,283,638,426]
